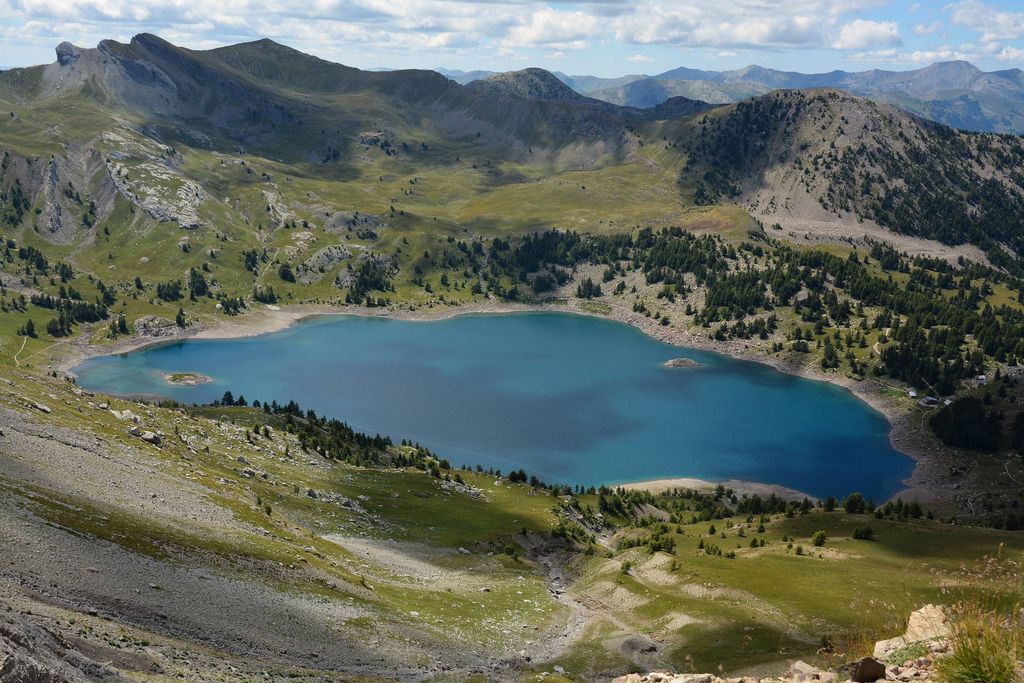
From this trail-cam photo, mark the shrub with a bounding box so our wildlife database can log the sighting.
[853,526,875,541]
[647,533,675,555]
[812,530,827,547]
[844,492,866,514]
[936,604,1022,683]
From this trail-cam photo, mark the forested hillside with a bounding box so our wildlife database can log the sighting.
[680,89,1024,271]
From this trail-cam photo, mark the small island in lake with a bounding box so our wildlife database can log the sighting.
[162,372,213,386]
[664,357,700,368]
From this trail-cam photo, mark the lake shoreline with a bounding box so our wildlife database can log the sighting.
[61,298,954,509]
[617,477,816,502]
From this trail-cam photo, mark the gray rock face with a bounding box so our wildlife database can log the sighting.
[139,431,161,445]
[0,650,69,682]
[296,245,352,284]
[324,211,384,235]
[0,610,125,681]
[134,315,186,338]
[55,41,81,66]
[334,252,398,289]
[873,604,950,661]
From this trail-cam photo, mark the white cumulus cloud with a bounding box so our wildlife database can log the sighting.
[833,19,901,50]
[0,0,1018,72]
[948,0,1024,43]
[503,8,599,49]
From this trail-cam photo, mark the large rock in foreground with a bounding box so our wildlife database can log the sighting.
[873,604,949,661]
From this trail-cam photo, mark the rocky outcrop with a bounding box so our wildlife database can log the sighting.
[664,358,700,368]
[0,144,118,245]
[323,211,384,235]
[296,245,351,284]
[334,252,398,290]
[873,604,949,662]
[133,315,187,338]
[0,610,126,681]
[107,155,206,229]
[55,41,82,66]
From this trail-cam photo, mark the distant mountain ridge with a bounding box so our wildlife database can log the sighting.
[0,34,716,245]
[0,34,714,168]
[3,35,1023,269]
[439,61,1024,134]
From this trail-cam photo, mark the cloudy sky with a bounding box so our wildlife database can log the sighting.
[1,0,1023,76]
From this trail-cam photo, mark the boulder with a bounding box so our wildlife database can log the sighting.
[139,431,161,445]
[873,604,949,661]
[791,661,821,675]
[904,604,949,643]
[112,409,141,424]
[851,657,886,682]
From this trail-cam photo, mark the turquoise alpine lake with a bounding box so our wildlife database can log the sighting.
[72,312,914,499]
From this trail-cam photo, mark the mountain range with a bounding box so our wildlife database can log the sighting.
[3,35,1024,269]
[438,60,1024,135]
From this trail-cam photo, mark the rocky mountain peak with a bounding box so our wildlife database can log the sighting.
[475,67,586,102]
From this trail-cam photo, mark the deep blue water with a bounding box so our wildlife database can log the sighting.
[72,312,913,499]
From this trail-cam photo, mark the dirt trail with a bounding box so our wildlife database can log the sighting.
[12,336,26,366]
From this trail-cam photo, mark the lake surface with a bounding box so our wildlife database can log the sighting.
[73,312,914,499]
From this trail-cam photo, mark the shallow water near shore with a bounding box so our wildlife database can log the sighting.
[73,312,914,499]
